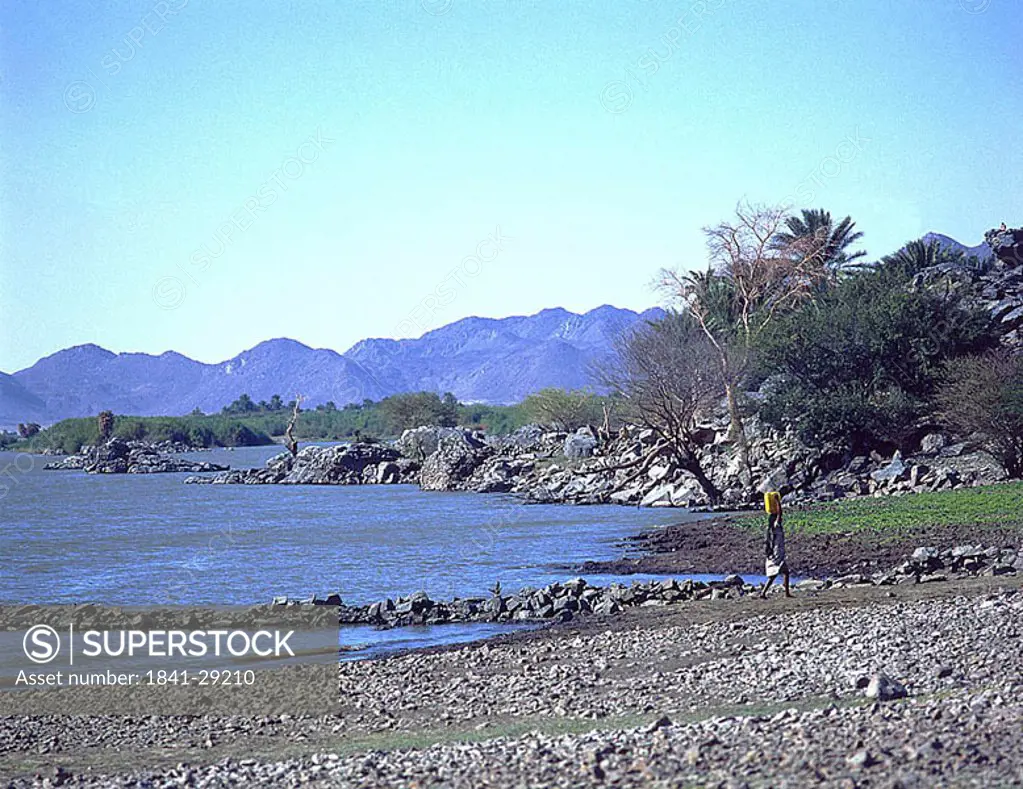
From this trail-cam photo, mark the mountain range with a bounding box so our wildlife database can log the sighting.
[1,305,665,429]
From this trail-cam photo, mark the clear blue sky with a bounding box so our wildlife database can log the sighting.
[1,0,1019,372]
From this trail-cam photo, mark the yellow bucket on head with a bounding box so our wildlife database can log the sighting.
[764,491,782,515]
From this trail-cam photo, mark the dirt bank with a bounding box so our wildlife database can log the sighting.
[577,516,1023,579]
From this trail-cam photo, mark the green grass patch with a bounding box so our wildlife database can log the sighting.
[733,481,1023,537]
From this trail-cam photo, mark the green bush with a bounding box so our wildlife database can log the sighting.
[755,267,996,452]
[522,388,614,432]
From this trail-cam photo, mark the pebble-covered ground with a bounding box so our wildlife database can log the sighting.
[3,578,1022,787]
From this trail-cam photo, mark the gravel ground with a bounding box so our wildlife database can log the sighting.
[3,578,1022,787]
[74,691,1023,788]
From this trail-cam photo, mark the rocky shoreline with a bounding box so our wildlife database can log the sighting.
[284,576,752,628]
[44,438,228,474]
[184,441,416,486]
[181,420,1009,514]
[261,541,1022,632]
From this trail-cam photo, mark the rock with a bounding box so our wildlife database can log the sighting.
[757,464,790,494]
[721,487,745,505]
[502,424,546,450]
[951,545,982,559]
[911,547,940,567]
[45,438,229,475]
[920,433,948,455]
[395,426,446,462]
[833,574,871,586]
[1002,305,1023,325]
[198,442,410,486]
[640,484,676,508]
[870,452,908,483]
[409,591,433,614]
[909,464,930,486]
[985,226,1023,267]
[376,462,401,484]
[647,464,671,482]
[420,431,490,491]
[563,429,599,460]
[847,749,878,769]
[865,673,907,701]
[644,715,672,733]
[939,442,968,458]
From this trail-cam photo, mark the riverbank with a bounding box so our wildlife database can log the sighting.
[3,576,1021,786]
[3,481,1022,785]
[582,480,1023,579]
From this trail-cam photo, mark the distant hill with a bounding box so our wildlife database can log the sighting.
[921,232,993,261]
[0,372,49,429]
[345,306,663,403]
[1,305,664,429]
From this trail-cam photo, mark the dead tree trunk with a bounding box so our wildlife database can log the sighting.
[680,456,722,505]
[285,395,304,457]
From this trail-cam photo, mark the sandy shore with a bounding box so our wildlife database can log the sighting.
[3,575,1022,787]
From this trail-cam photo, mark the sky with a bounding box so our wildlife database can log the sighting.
[1,0,1020,372]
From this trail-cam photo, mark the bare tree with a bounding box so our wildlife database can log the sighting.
[599,312,724,503]
[936,350,1023,478]
[657,201,831,484]
[284,395,304,457]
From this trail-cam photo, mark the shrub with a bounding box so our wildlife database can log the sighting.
[522,388,607,432]
[756,267,996,452]
[936,350,1023,477]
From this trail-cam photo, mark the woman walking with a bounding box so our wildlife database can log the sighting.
[760,491,792,598]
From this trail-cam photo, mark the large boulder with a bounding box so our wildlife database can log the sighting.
[985,227,1023,268]
[919,433,947,455]
[419,430,491,491]
[757,463,791,494]
[395,427,448,462]
[865,673,908,702]
[640,484,675,507]
[280,443,402,484]
[870,452,908,484]
[563,428,598,459]
[376,461,401,484]
[494,424,546,452]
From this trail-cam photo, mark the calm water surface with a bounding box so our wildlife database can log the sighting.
[0,446,712,606]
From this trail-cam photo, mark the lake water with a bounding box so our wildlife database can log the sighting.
[0,446,714,607]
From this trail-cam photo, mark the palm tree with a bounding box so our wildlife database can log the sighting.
[772,209,866,273]
[681,268,738,340]
[880,238,964,277]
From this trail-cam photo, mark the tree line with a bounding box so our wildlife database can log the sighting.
[599,204,1022,503]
